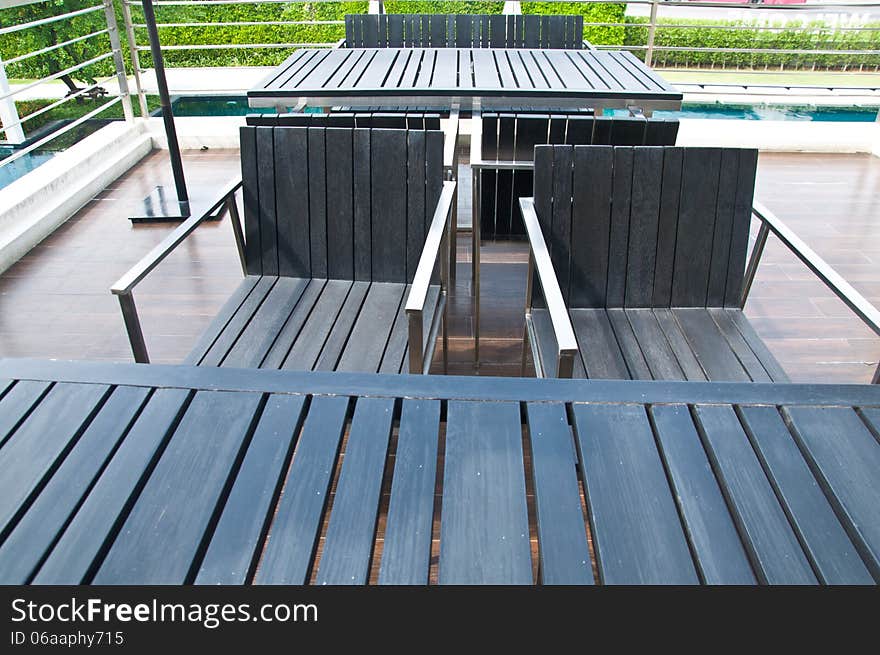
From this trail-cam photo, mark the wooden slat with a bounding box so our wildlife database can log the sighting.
[378,399,441,584]
[607,309,652,380]
[784,406,880,580]
[739,405,873,584]
[326,127,355,279]
[650,404,756,583]
[707,307,773,382]
[0,382,109,539]
[199,276,276,367]
[725,149,759,307]
[573,403,698,584]
[672,148,721,306]
[273,126,310,277]
[307,127,328,278]
[221,277,309,369]
[371,129,408,282]
[672,308,750,382]
[32,388,191,584]
[706,148,739,305]
[625,146,663,306]
[256,126,278,276]
[652,308,707,381]
[281,280,353,371]
[195,394,306,584]
[526,403,593,585]
[313,281,370,371]
[406,129,427,281]
[693,404,817,584]
[625,309,686,380]
[0,386,150,584]
[550,144,573,302]
[606,146,633,307]
[571,309,630,380]
[0,379,51,446]
[255,395,349,584]
[440,401,531,584]
[569,145,613,308]
[336,283,406,373]
[724,309,790,382]
[260,279,326,369]
[353,128,372,280]
[239,126,262,274]
[93,390,262,584]
[316,397,394,585]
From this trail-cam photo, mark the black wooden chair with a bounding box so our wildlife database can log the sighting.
[111,126,455,374]
[344,14,584,49]
[520,144,787,381]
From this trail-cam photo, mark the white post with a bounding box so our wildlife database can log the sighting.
[503,1,522,15]
[0,53,25,144]
[368,0,383,14]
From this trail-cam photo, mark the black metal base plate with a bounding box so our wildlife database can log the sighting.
[129,186,224,223]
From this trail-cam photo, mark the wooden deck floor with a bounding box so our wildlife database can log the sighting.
[0,148,878,383]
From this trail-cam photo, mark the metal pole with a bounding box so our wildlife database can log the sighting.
[141,0,187,204]
[103,0,133,122]
[646,0,659,67]
[121,0,148,117]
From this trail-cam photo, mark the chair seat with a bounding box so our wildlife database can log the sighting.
[186,275,441,373]
[531,307,788,382]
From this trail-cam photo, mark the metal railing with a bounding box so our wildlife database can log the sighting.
[0,0,132,167]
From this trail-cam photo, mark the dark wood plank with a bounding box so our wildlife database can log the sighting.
[256,126,279,276]
[784,405,880,580]
[440,400,531,584]
[606,146,633,307]
[550,144,573,302]
[379,399,440,584]
[281,279,353,371]
[316,397,394,585]
[569,146,613,308]
[353,127,372,281]
[273,126,310,276]
[707,307,773,382]
[606,308,652,380]
[371,129,408,282]
[0,379,51,446]
[526,403,593,585]
[325,127,355,279]
[260,279,326,369]
[199,276,276,367]
[570,308,630,379]
[652,307,707,381]
[195,394,307,584]
[93,390,262,584]
[336,283,406,373]
[650,404,756,584]
[724,309,790,382]
[573,403,698,584]
[32,388,191,583]
[313,280,370,371]
[724,149,758,307]
[0,382,110,539]
[221,277,309,369]
[739,405,873,584]
[307,127,328,279]
[0,386,150,584]
[672,308,750,382]
[672,148,722,306]
[706,148,739,305]
[625,147,663,306]
[693,404,817,584]
[255,395,349,584]
[625,309,686,380]
[184,276,260,366]
[406,129,427,281]
[240,126,262,274]
[651,147,683,306]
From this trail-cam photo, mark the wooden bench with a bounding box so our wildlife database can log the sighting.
[521,144,880,383]
[2,358,878,584]
[344,13,584,49]
[245,111,442,129]
[111,126,456,374]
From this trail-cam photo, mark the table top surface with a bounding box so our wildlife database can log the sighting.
[248,47,682,110]
[1,358,878,585]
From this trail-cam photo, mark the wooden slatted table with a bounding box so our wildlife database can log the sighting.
[1,358,878,585]
[247,48,683,114]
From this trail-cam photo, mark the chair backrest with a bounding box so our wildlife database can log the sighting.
[345,14,583,49]
[479,115,679,240]
[245,112,442,130]
[240,126,444,283]
[532,145,758,309]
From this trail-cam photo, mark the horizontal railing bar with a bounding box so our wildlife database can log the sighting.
[649,46,880,55]
[127,0,357,5]
[0,52,115,102]
[3,29,110,66]
[0,76,117,135]
[135,42,335,51]
[123,0,880,6]
[629,23,880,33]
[752,202,880,338]
[133,20,344,28]
[0,96,121,169]
[111,178,243,295]
[0,4,105,36]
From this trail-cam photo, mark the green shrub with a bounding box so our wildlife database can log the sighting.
[522,2,626,45]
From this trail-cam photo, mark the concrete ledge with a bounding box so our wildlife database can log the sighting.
[146,116,245,150]
[0,121,152,275]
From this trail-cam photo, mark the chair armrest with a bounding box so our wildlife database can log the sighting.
[520,197,579,378]
[333,38,346,49]
[405,180,457,373]
[111,177,242,296]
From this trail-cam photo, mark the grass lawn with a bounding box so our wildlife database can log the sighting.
[660,69,880,88]
[2,95,161,137]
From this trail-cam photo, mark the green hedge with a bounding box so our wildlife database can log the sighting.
[624,18,880,70]
[522,2,625,46]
